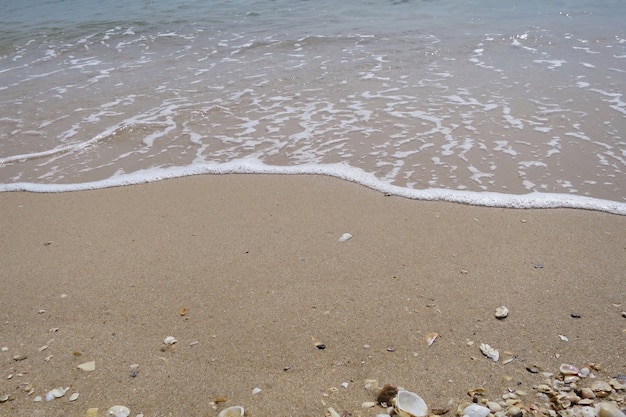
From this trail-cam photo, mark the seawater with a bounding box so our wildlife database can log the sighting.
[1,0,625,214]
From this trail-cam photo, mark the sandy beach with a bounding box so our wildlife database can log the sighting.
[1,174,625,417]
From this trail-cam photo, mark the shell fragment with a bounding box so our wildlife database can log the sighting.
[479,343,499,362]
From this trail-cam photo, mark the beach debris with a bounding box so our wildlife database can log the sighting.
[558,334,569,341]
[386,346,396,352]
[559,363,579,375]
[77,360,96,371]
[252,387,262,395]
[425,332,439,347]
[495,306,509,319]
[462,404,490,417]
[570,312,581,318]
[479,343,499,362]
[163,336,177,345]
[327,407,341,417]
[179,308,188,316]
[392,390,428,417]
[45,387,68,401]
[377,384,398,406]
[338,233,352,242]
[596,402,626,417]
[107,405,131,417]
[217,406,244,417]
[534,263,543,269]
[69,392,79,402]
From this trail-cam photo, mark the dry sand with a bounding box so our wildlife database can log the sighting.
[1,174,625,417]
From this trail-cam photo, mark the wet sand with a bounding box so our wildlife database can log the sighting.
[1,174,625,417]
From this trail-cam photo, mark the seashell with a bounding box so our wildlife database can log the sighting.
[45,388,67,401]
[393,390,428,417]
[425,332,439,347]
[580,388,595,399]
[495,306,509,319]
[534,384,555,395]
[559,364,580,376]
[338,233,352,242]
[107,405,131,417]
[479,343,499,362]
[463,404,490,417]
[609,378,626,390]
[252,387,262,395]
[69,392,79,402]
[595,402,626,417]
[327,408,341,417]
[506,406,522,417]
[486,402,502,413]
[0,394,9,403]
[218,406,244,417]
[591,381,612,397]
[33,396,42,402]
[77,361,96,371]
[362,401,377,408]
[467,387,486,398]
[163,336,177,345]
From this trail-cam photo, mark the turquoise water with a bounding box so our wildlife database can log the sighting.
[1,0,625,214]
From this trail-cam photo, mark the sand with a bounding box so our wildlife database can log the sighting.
[1,174,625,417]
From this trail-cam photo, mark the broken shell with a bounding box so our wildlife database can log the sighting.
[77,361,96,371]
[393,390,428,417]
[107,405,131,417]
[218,406,244,417]
[595,402,626,417]
[463,404,490,417]
[591,381,612,397]
[609,378,626,390]
[479,343,499,362]
[495,306,509,319]
[163,336,177,345]
[559,363,580,375]
[45,388,67,401]
[338,233,352,242]
[425,332,439,347]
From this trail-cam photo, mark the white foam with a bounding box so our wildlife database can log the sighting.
[2,160,624,215]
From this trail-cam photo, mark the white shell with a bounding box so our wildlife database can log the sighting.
[108,405,131,417]
[495,306,509,319]
[69,392,79,402]
[479,343,499,362]
[393,390,428,417]
[218,406,245,417]
[463,404,490,417]
[77,361,96,371]
[252,387,262,395]
[45,387,67,401]
[338,233,352,242]
[163,336,177,345]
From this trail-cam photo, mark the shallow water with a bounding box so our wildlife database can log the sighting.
[1,0,625,214]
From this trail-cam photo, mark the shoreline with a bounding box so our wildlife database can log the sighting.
[1,174,625,416]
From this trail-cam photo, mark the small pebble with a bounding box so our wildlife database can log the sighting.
[130,370,138,378]
[570,313,581,318]
[534,263,543,269]
[315,343,326,350]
